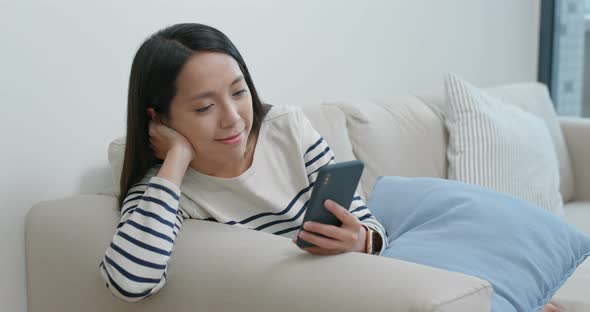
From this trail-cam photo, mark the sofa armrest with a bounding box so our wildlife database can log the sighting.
[560,117,590,201]
[26,195,492,312]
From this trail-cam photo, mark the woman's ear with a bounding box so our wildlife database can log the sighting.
[147,107,171,126]
[146,108,156,121]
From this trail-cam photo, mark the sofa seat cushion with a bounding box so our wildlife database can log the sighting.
[552,258,590,312]
[564,201,590,236]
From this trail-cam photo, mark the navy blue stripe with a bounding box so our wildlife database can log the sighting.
[148,183,180,200]
[254,201,308,231]
[358,213,373,221]
[100,262,153,298]
[121,205,137,217]
[174,223,180,231]
[175,215,183,225]
[141,196,176,215]
[123,195,143,207]
[110,243,166,270]
[305,146,331,167]
[104,255,161,284]
[236,183,315,225]
[117,231,171,256]
[352,196,361,201]
[273,225,301,236]
[307,156,334,179]
[351,206,368,214]
[117,209,137,229]
[304,137,324,156]
[126,220,174,243]
[133,208,174,229]
[129,183,149,192]
[127,190,145,196]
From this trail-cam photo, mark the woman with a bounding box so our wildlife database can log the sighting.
[99,23,386,302]
[98,23,563,312]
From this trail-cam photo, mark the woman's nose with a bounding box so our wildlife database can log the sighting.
[220,102,240,128]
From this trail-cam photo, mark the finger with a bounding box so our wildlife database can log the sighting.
[302,246,340,256]
[324,199,360,227]
[298,230,344,250]
[303,221,356,243]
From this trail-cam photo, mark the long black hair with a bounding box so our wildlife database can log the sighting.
[119,23,267,208]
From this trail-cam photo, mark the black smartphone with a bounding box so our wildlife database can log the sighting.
[296,160,364,249]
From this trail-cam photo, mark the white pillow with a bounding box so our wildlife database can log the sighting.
[416,82,575,202]
[444,73,564,216]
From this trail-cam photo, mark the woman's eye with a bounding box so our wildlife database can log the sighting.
[233,89,247,97]
[196,104,213,113]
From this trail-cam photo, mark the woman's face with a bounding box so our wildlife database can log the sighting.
[167,51,254,167]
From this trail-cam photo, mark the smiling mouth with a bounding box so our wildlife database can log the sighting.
[216,132,242,141]
[215,130,244,141]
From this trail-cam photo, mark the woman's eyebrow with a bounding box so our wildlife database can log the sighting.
[189,75,244,101]
[230,75,244,86]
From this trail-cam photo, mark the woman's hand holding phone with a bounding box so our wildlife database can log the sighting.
[292,199,367,255]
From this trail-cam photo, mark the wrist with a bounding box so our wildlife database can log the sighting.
[361,224,382,255]
[356,225,368,253]
[168,145,194,164]
[158,146,192,187]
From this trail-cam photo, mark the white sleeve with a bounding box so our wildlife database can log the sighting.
[99,176,188,302]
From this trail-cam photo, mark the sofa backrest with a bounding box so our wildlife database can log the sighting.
[313,81,574,200]
[109,82,574,202]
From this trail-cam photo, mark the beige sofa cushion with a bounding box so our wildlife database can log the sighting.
[299,104,358,163]
[417,82,575,202]
[325,97,447,197]
[26,194,493,312]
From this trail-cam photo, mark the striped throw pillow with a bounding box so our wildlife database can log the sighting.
[444,73,564,215]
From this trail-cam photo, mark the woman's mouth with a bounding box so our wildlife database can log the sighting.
[215,131,243,145]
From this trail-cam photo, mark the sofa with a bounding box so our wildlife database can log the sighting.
[26,81,590,312]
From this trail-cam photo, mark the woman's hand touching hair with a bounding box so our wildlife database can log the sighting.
[147,108,196,187]
[147,108,196,162]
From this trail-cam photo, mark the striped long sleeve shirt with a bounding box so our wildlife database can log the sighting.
[99,105,389,302]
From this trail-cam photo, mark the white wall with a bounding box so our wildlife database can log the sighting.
[0,0,539,311]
